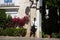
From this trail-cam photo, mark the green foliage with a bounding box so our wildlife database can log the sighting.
[6,15,12,23]
[20,28,27,37]
[0,9,12,28]
[42,32,60,38]
[5,15,12,28]
[0,9,6,20]
[0,9,7,29]
[42,32,48,38]
[57,33,60,38]
[42,32,45,38]
[0,28,27,37]
[42,0,60,37]
[52,33,57,38]
[46,0,60,8]
[0,28,4,36]
[42,32,50,38]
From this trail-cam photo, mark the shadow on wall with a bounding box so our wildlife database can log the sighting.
[25,6,30,15]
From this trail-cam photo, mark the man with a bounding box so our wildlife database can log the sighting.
[30,18,37,37]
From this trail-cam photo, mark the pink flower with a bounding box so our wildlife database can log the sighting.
[11,16,29,27]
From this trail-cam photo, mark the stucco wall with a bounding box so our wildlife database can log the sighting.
[18,0,30,18]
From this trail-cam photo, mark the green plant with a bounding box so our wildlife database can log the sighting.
[0,9,7,29]
[51,33,57,38]
[20,28,27,37]
[5,15,12,28]
[42,32,45,38]
[0,28,4,36]
[42,32,51,38]
[0,28,27,37]
[2,28,13,36]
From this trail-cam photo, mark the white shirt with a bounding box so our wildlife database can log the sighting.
[31,21,37,29]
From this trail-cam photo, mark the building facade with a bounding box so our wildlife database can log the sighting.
[0,0,42,38]
[0,0,31,18]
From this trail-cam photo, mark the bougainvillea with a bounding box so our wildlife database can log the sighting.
[11,15,29,27]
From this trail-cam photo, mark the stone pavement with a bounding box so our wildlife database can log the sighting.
[0,36,60,40]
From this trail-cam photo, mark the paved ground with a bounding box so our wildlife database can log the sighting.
[0,36,60,40]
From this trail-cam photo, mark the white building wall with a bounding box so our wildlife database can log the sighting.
[0,0,4,5]
[0,0,30,18]
[18,0,30,18]
[36,0,42,38]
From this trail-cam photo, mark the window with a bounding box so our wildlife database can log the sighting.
[4,0,12,3]
[5,9,18,18]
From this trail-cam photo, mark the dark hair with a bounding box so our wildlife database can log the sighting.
[36,0,38,2]
[34,18,36,21]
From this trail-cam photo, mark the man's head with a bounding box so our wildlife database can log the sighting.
[34,18,36,21]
